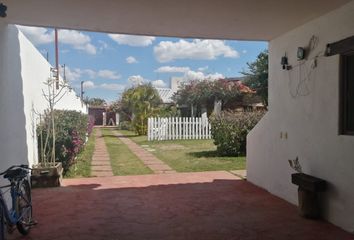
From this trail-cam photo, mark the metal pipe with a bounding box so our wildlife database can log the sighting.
[55,28,59,89]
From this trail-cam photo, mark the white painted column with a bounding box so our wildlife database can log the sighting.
[116,113,120,126]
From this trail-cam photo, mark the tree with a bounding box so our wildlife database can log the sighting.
[173,79,251,115]
[36,68,72,166]
[241,50,268,107]
[118,84,162,135]
[84,97,106,106]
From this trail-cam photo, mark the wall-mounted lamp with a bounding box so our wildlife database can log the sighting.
[0,3,7,18]
[281,54,292,70]
[297,47,306,61]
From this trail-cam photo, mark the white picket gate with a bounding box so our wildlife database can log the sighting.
[148,117,212,141]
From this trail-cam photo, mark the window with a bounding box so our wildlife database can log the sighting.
[340,52,354,135]
[326,35,354,135]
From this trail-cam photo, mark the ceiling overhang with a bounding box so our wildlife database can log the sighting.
[1,0,352,40]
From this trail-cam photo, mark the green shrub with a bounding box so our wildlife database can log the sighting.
[119,121,132,131]
[210,111,265,156]
[158,105,180,117]
[37,110,88,174]
[119,84,162,135]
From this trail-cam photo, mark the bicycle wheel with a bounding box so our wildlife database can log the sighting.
[0,204,5,240]
[15,180,32,235]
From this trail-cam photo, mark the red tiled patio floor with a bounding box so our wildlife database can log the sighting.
[10,171,354,240]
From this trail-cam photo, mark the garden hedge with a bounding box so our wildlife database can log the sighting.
[37,110,90,174]
[210,111,265,156]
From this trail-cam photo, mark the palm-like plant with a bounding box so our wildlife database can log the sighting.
[118,84,162,135]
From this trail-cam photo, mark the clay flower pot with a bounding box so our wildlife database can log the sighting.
[31,162,63,188]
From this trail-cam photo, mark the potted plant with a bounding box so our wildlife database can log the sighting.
[31,67,70,188]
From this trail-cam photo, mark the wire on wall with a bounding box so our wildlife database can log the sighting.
[287,35,325,98]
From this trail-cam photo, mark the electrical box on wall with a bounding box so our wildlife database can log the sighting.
[0,3,7,18]
[297,47,306,60]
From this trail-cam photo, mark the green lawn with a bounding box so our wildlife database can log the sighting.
[118,130,246,172]
[65,128,96,178]
[101,128,153,175]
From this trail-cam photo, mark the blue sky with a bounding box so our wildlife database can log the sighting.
[18,26,268,102]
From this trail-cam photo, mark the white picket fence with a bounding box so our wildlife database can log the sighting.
[148,117,212,141]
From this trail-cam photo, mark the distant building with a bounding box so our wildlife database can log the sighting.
[155,88,175,104]
[222,78,266,112]
[171,76,184,92]
[154,77,188,117]
[88,106,117,126]
[155,77,184,104]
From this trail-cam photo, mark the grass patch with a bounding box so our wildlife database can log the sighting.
[118,130,246,172]
[65,128,96,178]
[101,128,153,176]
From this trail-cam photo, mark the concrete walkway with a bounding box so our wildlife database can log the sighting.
[112,130,176,174]
[90,128,113,177]
[230,169,247,179]
[9,171,354,240]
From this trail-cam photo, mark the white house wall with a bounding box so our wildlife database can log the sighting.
[247,1,354,232]
[0,23,29,171]
[0,24,87,171]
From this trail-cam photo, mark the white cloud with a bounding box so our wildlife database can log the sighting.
[100,83,125,91]
[64,67,120,81]
[82,69,96,79]
[81,81,125,91]
[64,67,82,82]
[242,50,247,54]
[83,81,95,89]
[197,66,209,72]
[127,75,168,88]
[128,75,145,85]
[108,34,156,47]
[151,80,167,88]
[155,66,190,73]
[59,29,96,55]
[98,40,109,51]
[97,70,121,80]
[183,70,224,81]
[18,26,53,45]
[18,26,97,55]
[154,39,239,63]
[126,56,138,64]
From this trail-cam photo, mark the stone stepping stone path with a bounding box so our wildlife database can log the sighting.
[91,128,114,177]
[141,145,156,152]
[112,130,176,174]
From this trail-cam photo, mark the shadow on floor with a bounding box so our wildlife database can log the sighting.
[9,175,354,240]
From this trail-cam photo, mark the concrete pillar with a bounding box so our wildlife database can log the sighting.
[201,106,207,119]
[213,99,222,116]
[191,104,195,117]
[116,113,120,126]
[102,112,107,126]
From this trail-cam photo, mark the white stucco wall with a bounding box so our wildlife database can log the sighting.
[0,24,87,171]
[0,23,28,170]
[247,1,354,232]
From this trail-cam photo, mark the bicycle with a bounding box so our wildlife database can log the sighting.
[0,165,35,239]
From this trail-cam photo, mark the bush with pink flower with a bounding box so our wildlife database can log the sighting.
[37,110,90,174]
